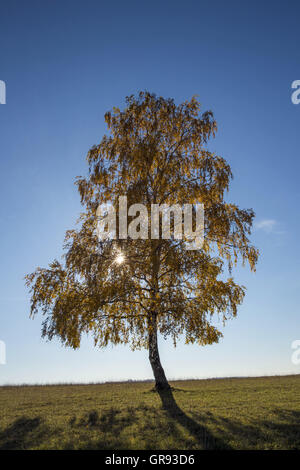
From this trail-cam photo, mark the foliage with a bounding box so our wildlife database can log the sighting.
[25,91,258,351]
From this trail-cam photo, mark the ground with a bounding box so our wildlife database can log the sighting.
[0,375,299,450]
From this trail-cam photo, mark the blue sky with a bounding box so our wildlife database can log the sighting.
[0,0,299,384]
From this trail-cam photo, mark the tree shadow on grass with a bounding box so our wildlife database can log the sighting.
[65,401,226,450]
[75,407,137,434]
[0,417,52,450]
[2,405,299,450]
[156,387,232,449]
[189,408,300,450]
[66,407,137,450]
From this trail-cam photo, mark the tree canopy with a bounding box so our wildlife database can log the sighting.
[26,91,258,389]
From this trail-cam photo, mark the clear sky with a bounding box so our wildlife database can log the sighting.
[0,0,299,384]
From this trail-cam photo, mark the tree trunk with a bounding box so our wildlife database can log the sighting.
[148,313,170,391]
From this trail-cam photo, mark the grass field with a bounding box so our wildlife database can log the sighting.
[0,375,299,450]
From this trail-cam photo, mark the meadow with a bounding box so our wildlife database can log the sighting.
[0,375,299,450]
